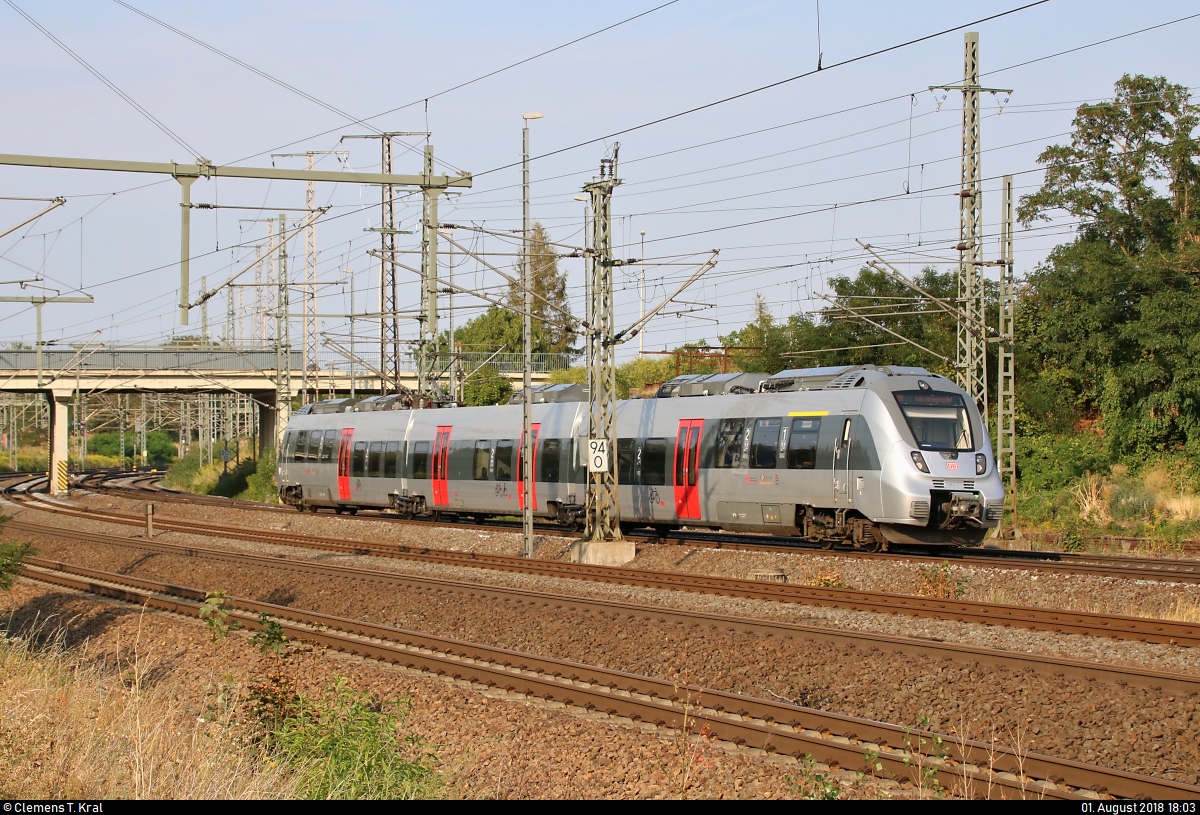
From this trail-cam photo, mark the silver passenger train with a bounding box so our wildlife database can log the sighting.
[276,364,1005,549]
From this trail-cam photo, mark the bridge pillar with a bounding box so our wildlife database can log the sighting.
[46,390,71,496]
[259,394,290,455]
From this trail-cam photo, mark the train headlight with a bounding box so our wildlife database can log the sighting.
[910,451,930,473]
[975,453,987,475]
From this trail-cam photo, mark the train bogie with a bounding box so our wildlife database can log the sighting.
[277,365,1005,549]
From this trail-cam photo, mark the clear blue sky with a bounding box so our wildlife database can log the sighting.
[1,0,1197,364]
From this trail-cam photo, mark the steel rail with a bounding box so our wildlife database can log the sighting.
[11,521,1199,695]
[14,491,1200,649]
[81,472,1200,582]
[20,557,1200,800]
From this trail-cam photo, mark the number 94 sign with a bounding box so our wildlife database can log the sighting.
[587,439,609,473]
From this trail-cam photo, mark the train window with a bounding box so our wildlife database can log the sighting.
[281,431,294,462]
[411,441,430,480]
[541,439,562,482]
[474,441,492,480]
[384,442,400,478]
[893,390,974,451]
[295,430,309,462]
[352,441,367,477]
[642,438,668,485]
[617,438,635,483]
[368,441,383,477]
[713,419,745,468]
[494,440,514,481]
[307,432,322,462]
[750,418,782,469]
[787,417,821,469]
[321,430,337,463]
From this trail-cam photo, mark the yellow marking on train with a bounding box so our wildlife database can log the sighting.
[788,411,829,416]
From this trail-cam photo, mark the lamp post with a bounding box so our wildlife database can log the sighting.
[522,112,542,559]
[574,194,590,398]
[639,230,646,357]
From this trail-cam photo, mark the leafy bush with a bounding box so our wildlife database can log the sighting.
[87,429,177,468]
[254,675,441,800]
[243,447,277,503]
[0,540,33,591]
[1109,477,1156,521]
[1017,433,1109,492]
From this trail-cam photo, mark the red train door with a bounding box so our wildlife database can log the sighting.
[336,428,353,500]
[432,426,452,506]
[517,423,540,511]
[673,419,703,520]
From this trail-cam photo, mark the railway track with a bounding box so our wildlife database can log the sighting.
[11,520,1200,694]
[18,555,1200,801]
[9,487,1200,649]
[82,472,1200,585]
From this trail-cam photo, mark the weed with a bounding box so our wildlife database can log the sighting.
[249,612,288,656]
[917,561,969,599]
[670,677,712,799]
[863,746,888,778]
[262,676,441,799]
[785,754,841,800]
[1058,529,1086,553]
[810,569,847,589]
[246,671,302,734]
[765,684,829,710]
[0,540,33,591]
[198,590,241,641]
[901,715,946,799]
[202,673,242,724]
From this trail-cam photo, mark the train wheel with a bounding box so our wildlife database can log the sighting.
[334,507,344,515]
[653,525,672,541]
[819,538,835,550]
[345,507,357,516]
[308,505,318,513]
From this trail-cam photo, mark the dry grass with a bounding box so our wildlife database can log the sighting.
[982,588,1200,624]
[1161,495,1200,520]
[1070,473,1110,524]
[0,613,293,799]
[809,569,848,589]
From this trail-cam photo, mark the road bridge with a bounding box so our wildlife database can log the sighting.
[0,346,566,495]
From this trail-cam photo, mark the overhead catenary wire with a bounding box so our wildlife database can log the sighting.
[3,0,202,158]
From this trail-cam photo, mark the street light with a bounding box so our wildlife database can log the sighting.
[639,230,646,357]
[574,194,590,407]
[521,112,542,559]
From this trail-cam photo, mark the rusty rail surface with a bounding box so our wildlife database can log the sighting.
[19,557,1200,801]
[81,472,1200,583]
[10,521,1199,696]
[13,491,1200,649]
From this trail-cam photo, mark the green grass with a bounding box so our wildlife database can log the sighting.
[249,674,442,800]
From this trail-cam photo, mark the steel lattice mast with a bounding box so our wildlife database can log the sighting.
[997,174,1017,534]
[582,149,623,543]
[931,32,1009,415]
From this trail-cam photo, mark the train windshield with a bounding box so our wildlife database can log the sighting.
[893,390,974,451]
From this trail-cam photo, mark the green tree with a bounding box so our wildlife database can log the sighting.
[454,305,550,356]
[1016,74,1200,459]
[462,364,513,406]
[549,356,675,399]
[1018,74,1199,254]
[88,429,177,467]
[719,295,798,374]
[507,222,576,353]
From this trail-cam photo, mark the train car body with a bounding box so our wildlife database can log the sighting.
[277,365,1004,548]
